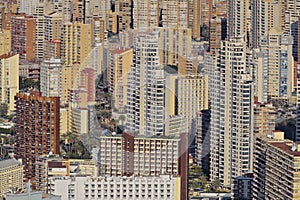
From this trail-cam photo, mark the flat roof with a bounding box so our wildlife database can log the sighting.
[110,48,132,54]
[0,159,21,169]
[270,142,300,156]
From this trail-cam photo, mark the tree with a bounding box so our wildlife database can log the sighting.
[19,78,40,91]
[0,103,8,117]
[207,179,222,192]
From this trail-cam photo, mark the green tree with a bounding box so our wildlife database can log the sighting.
[207,179,222,192]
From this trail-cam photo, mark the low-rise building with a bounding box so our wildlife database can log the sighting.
[35,156,99,192]
[49,175,181,200]
[97,132,188,200]
[232,173,253,200]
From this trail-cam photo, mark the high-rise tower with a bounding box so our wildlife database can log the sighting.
[210,37,254,186]
[227,0,250,42]
[126,31,165,136]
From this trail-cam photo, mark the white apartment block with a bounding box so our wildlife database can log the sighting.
[253,31,294,101]
[126,31,165,136]
[18,0,39,15]
[49,175,181,200]
[40,58,62,98]
[98,133,181,177]
[210,38,254,187]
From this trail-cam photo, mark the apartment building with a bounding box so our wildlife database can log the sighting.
[44,40,61,60]
[60,22,93,65]
[178,56,198,75]
[14,92,60,187]
[33,3,46,61]
[254,101,276,136]
[133,0,160,29]
[232,173,254,199]
[115,0,132,32]
[254,30,294,101]
[0,29,11,55]
[49,175,181,200]
[0,159,23,197]
[195,110,211,177]
[253,131,300,199]
[210,38,254,187]
[155,27,192,66]
[11,16,36,62]
[44,12,63,42]
[209,17,227,51]
[35,156,98,192]
[19,63,40,81]
[97,132,188,200]
[227,0,250,42]
[176,74,209,135]
[126,31,165,136]
[17,0,39,15]
[107,48,133,111]
[0,53,19,115]
[40,58,62,98]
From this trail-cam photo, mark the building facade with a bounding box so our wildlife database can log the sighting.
[0,53,19,115]
[14,92,60,187]
[0,159,23,197]
[210,38,254,187]
[40,58,62,98]
[254,101,276,136]
[107,48,133,111]
[49,175,181,200]
[126,31,165,136]
[97,132,188,199]
[253,131,300,199]
[11,16,36,62]
[176,74,209,135]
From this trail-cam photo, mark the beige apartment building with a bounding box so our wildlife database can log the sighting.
[0,29,11,55]
[44,12,63,42]
[61,22,93,65]
[0,53,19,115]
[155,27,192,66]
[253,131,300,199]
[107,48,133,111]
[0,159,23,197]
[254,101,276,136]
[176,74,209,135]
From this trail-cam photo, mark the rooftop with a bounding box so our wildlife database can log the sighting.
[270,142,300,157]
[110,47,132,54]
[0,158,21,169]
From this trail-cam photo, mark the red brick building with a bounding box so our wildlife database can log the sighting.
[11,16,36,62]
[14,92,60,187]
